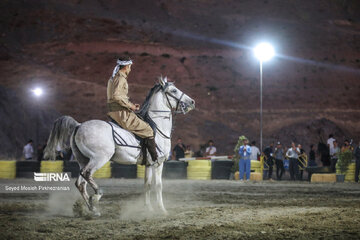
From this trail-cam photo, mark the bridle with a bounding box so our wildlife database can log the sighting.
[149,83,186,139]
[145,83,190,167]
[165,91,185,115]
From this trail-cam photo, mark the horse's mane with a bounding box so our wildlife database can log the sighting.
[138,83,163,118]
[137,83,164,134]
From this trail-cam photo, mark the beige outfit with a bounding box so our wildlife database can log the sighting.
[107,71,153,138]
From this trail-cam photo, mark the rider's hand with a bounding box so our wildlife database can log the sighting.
[131,104,140,111]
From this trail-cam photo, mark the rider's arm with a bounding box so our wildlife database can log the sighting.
[111,76,136,110]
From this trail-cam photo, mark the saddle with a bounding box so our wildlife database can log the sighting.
[108,118,143,148]
[108,111,158,146]
[107,118,160,166]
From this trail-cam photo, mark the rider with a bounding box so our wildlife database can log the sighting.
[107,57,158,165]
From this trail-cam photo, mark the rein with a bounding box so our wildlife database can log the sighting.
[148,84,185,140]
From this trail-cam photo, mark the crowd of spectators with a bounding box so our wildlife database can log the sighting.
[168,135,359,183]
[171,138,217,160]
[22,140,71,161]
[22,133,360,183]
[233,134,360,182]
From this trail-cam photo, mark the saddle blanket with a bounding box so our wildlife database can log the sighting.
[108,122,141,148]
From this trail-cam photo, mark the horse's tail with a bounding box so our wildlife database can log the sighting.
[43,116,80,160]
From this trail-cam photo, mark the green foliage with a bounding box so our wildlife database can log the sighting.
[231,135,248,173]
[337,150,353,174]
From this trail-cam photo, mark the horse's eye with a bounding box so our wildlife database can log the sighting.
[171,89,177,93]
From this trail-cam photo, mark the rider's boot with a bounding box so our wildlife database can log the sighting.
[144,137,158,165]
[141,140,147,165]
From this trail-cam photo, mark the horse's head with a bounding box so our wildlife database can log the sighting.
[159,76,195,114]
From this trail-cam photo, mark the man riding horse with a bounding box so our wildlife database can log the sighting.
[44,59,195,215]
[107,57,158,165]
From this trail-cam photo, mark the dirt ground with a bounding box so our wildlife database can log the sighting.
[0,179,360,239]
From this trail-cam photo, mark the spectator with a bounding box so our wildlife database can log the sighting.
[274,142,285,180]
[354,141,360,183]
[318,141,330,166]
[194,144,206,157]
[330,140,340,172]
[173,138,186,160]
[286,142,300,180]
[297,144,306,180]
[239,138,251,181]
[185,145,194,158]
[308,144,317,167]
[341,139,353,152]
[36,143,46,161]
[250,141,260,160]
[327,134,336,155]
[205,140,217,157]
[263,143,274,180]
[23,139,34,160]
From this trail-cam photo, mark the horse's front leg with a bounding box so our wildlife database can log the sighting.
[144,165,154,211]
[154,163,167,214]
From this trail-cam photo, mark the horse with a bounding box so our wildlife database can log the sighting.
[44,76,195,216]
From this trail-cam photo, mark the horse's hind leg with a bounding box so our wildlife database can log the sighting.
[83,169,102,207]
[80,156,110,216]
[75,175,91,209]
[72,144,92,212]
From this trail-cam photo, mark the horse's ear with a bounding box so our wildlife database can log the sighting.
[159,76,166,87]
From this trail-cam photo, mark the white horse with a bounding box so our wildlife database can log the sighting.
[44,77,195,216]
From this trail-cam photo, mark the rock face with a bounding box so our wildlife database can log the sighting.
[0,0,360,156]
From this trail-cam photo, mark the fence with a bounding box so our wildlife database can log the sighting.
[1,158,358,182]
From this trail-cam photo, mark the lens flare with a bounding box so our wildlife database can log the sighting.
[32,87,43,97]
[254,43,275,62]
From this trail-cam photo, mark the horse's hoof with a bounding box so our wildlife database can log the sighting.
[90,194,102,205]
[93,211,101,217]
[160,208,168,216]
[145,205,154,212]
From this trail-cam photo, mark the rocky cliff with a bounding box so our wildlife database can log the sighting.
[1,0,360,157]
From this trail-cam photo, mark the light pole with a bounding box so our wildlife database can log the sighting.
[254,43,275,152]
[31,87,43,149]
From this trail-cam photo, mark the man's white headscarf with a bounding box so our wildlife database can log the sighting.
[112,59,133,78]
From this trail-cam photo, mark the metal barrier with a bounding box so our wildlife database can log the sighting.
[298,154,308,171]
